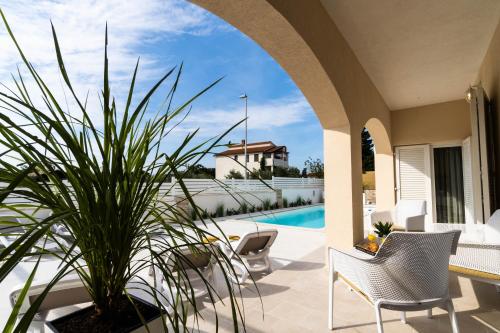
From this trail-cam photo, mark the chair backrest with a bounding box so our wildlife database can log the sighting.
[395,200,426,224]
[487,210,500,229]
[370,230,459,302]
[10,275,91,314]
[155,245,214,291]
[484,209,500,243]
[235,229,278,255]
[0,216,25,236]
[167,246,213,272]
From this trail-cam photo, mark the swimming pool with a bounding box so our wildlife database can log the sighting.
[247,205,325,229]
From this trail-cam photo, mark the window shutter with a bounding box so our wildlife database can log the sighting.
[395,145,433,222]
[462,137,475,224]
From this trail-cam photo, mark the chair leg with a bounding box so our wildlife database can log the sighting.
[446,299,460,333]
[374,303,384,333]
[264,255,272,273]
[400,311,406,324]
[427,308,432,318]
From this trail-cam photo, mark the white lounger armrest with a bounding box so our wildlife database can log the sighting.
[404,214,426,231]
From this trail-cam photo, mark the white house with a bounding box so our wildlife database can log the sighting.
[215,141,289,179]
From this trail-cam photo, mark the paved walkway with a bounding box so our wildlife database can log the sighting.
[191,246,500,333]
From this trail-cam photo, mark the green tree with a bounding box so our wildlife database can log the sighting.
[301,168,308,178]
[273,166,300,178]
[225,169,244,179]
[260,156,266,171]
[362,127,375,172]
[285,166,301,178]
[304,157,324,178]
[183,164,215,179]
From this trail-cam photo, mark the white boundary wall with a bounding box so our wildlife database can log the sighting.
[1,177,324,214]
[158,177,324,213]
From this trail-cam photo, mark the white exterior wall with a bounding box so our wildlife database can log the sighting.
[271,157,288,169]
[215,153,288,179]
[157,177,323,215]
[189,191,277,212]
[1,178,323,217]
[282,188,323,204]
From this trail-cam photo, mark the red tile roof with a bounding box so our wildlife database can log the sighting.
[215,141,288,156]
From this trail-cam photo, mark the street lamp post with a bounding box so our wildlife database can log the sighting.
[239,93,248,179]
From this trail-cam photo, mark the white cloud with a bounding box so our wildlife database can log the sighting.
[0,0,224,126]
[176,94,312,136]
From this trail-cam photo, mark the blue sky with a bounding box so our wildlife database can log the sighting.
[0,0,323,169]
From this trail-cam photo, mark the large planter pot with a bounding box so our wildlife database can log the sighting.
[46,295,164,333]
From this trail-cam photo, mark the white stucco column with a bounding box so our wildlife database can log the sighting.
[324,126,364,250]
[374,152,395,211]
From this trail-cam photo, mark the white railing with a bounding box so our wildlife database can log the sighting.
[271,177,324,188]
[164,177,324,196]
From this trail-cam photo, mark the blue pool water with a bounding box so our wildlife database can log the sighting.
[248,205,325,229]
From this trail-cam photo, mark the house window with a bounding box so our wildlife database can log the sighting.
[254,154,259,162]
[246,155,250,162]
[234,155,238,161]
[264,153,271,158]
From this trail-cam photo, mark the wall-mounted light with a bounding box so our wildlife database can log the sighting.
[465,86,474,103]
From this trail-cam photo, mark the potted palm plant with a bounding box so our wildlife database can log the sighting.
[0,11,246,333]
[373,221,393,244]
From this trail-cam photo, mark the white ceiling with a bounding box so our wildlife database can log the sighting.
[321,0,500,110]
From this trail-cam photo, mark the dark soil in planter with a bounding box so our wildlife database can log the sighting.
[47,295,162,333]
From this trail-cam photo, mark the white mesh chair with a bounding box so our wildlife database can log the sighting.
[218,229,278,284]
[370,199,427,231]
[429,209,500,292]
[328,231,461,333]
[153,245,215,309]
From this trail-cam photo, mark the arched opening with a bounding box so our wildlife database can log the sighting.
[190,0,393,249]
[189,0,349,128]
[361,126,376,212]
[364,118,395,213]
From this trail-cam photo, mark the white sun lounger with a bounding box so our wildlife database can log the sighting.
[218,229,278,284]
[428,209,500,292]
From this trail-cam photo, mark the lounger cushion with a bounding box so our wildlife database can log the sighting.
[240,236,271,255]
[171,251,212,272]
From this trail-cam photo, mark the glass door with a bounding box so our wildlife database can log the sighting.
[433,147,465,223]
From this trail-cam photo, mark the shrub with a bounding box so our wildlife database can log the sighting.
[283,198,288,208]
[295,196,305,206]
[306,199,312,205]
[249,206,256,213]
[263,198,271,211]
[240,202,248,214]
[215,203,225,217]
